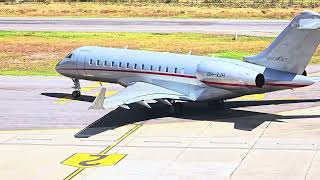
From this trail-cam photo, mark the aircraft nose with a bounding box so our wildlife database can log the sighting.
[55,58,79,78]
[55,59,64,75]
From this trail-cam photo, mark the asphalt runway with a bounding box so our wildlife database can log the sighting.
[0,17,288,36]
[1,68,320,179]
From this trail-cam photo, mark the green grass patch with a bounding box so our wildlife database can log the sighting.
[0,31,319,76]
[0,70,59,76]
[0,31,267,41]
[210,51,253,60]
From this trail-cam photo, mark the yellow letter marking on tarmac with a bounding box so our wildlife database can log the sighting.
[62,124,142,180]
[62,153,126,168]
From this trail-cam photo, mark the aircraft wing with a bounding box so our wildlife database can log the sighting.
[310,76,320,82]
[89,82,194,110]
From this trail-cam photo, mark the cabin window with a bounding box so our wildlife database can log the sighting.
[119,62,122,68]
[126,63,129,68]
[165,67,169,72]
[66,53,72,59]
[158,66,161,71]
[112,61,115,67]
[181,68,185,74]
[150,65,153,71]
[134,64,137,69]
[89,59,93,65]
[174,68,178,73]
[104,61,107,67]
[96,60,100,66]
[142,64,145,70]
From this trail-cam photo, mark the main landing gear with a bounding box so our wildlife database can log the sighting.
[169,100,184,115]
[208,100,225,110]
[72,78,81,98]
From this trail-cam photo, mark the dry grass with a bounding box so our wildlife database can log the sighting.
[0,3,319,19]
[0,31,319,76]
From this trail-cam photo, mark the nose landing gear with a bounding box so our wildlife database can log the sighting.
[72,90,81,98]
[72,79,81,98]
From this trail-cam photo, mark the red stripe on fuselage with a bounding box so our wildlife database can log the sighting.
[201,80,257,88]
[57,68,308,88]
[202,80,307,88]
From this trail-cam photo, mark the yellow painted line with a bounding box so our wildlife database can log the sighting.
[63,124,142,180]
[53,82,105,105]
[236,93,265,101]
[54,98,71,105]
[93,90,118,97]
[309,72,320,77]
[100,124,142,154]
[64,168,84,180]
[81,82,101,92]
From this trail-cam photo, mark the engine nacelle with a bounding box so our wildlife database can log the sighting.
[196,60,265,88]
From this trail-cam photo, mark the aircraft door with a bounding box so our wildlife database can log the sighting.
[77,50,89,77]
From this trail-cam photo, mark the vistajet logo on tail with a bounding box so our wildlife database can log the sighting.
[267,56,288,62]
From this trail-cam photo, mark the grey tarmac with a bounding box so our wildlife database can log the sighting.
[1,68,320,179]
[0,17,289,36]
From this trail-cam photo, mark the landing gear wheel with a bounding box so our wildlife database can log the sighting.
[208,100,225,110]
[173,102,183,115]
[71,78,81,98]
[72,90,81,98]
[168,101,184,115]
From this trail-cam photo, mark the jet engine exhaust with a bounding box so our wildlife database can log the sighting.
[255,74,265,88]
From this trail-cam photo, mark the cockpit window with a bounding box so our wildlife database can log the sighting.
[65,53,73,59]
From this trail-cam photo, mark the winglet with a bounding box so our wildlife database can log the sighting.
[89,87,106,110]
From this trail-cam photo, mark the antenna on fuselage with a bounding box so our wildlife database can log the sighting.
[124,45,128,49]
[187,51,192,55]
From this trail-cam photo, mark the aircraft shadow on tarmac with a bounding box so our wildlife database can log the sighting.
[41,93,320,138]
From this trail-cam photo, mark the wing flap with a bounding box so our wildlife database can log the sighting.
[103,82,193,109]
[89,82,193,111]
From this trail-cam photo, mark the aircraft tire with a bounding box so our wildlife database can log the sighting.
[174,102,183,115]
[208,100,225,110]
[72,90,81,98]
[168,102,183,115]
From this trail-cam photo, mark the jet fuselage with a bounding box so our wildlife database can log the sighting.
[56,46,314,102]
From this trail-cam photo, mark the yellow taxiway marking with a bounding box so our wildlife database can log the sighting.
[236,93,265,101]
[309,72,320,77]
[80,82,102,92]
[53,82,104,105]
[93,90,118,97]
[54,98,71,105]
[62,153,127,168]
[236,94,295,101]
[63,124,142,180]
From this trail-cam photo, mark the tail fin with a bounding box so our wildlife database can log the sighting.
[244,11,320,74]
